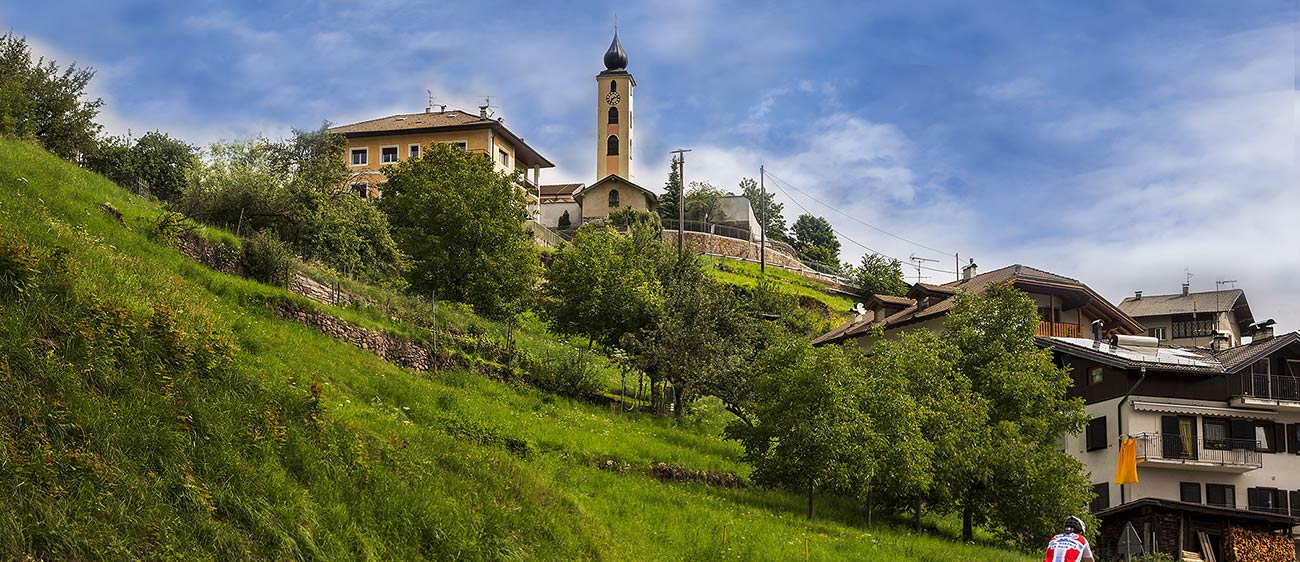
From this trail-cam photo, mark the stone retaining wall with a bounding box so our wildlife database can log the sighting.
[271,303,437,372]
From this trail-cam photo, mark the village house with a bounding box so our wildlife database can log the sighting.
[1117,285,1274,349]
[325,106,554,199]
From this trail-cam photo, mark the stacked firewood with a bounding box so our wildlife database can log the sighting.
[1224,527,1296,562]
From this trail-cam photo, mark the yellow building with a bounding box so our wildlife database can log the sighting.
[326,108,554,198]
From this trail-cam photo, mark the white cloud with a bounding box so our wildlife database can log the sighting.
[977,77,1045,101]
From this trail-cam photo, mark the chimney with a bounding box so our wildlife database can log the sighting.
[962,258,978,281]
[1182,283,1190,296]
[1091,319,1105,342]
[1210,331,1231,352]
[479,105,490,118]
[1134,290,1142,300]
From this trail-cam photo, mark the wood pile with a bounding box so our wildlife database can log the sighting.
[1224,527,1296,562]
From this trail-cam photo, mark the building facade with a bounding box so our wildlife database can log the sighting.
[1118,286,1267,349]
[325,108,554,198]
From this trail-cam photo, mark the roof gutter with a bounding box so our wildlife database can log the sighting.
[1117,365,1146,505]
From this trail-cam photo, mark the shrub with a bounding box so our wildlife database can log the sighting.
[558,209,571,228]
[242,231,296,287]
[527,352,602,400]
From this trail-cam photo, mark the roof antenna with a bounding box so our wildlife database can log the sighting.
[478,96,497,119]
[908,253,937,284]
[425,89,435,113]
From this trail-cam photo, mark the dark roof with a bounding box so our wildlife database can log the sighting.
[868,294,916,307]
[1213,331,1300,372]
[814,264,1142,346]
[1118,289,1253,326]
[603,31,628,71]
[573,174,657,202]
[539,183,584,197]
[1096,497,1299,529]
[325,110,555,168]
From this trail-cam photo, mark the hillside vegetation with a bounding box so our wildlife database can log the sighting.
[0,139,1035,560]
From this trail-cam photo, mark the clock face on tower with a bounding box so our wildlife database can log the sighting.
[605,92,621,106]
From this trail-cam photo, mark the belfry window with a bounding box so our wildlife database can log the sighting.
[608,189,620,208]
[607,135,619,156]
[608,107,619,124]
[610,80,617,93]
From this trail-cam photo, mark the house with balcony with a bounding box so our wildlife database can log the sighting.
[1045,331,1300,560]
[325,107,554,199]
[813,262,1145,349]
[1117,285,1272,349]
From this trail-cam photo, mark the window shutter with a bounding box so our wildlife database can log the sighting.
[1180,482,1202,504]
[1290,424,1300,455]
[1230,419,1255,449]
[1087,417,1107,451]
[1290,491,1300,516]
[1207,485,1225,506]
[1247,488,1262,511]
[1162,416,1182,457]
[1275,423,1288,454]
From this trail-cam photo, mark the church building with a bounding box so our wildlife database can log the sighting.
[539,31,657,228]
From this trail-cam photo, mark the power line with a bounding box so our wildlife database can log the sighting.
[763,170,956,275]
[762,170,957,258]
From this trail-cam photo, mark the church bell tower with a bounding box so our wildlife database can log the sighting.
[597,31,634,181]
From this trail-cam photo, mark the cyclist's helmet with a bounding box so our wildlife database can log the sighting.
[1064,515,1086,534]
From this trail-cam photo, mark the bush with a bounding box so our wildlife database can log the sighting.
[526,352,602,400]
[242,231,296,287]
[85,131,197,201]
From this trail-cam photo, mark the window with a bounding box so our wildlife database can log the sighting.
[607,135,619,156]
[409,144,420,159]
[1206,484,1235,508]
[1180,482,1202,503]
[1288,423,1300,454]
[1160,415,1197,459]
[1252,359,1271,376]
[1204,418,1230,450]
[1088,366,1103,385]
[350,148,368,166]
[1085,417,1107,451]
[608,106,619,124]
[610,80,617,93]
[1172,314,1215,338]
[442,141,467,151]
[1148,327,1167,340]
[1291,491,1300,516]
[1254,421,1283,453]
[1089,483,1109,513]
[608,189,620,209]
[1247,487,1287,514]
[381,146,399,164]
[498,148,510,167]
[350,182,369,199]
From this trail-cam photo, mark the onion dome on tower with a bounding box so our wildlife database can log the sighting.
[603,31,628,71]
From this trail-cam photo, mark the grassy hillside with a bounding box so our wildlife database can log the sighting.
[0,138,1034,561]
[702,256,856,324]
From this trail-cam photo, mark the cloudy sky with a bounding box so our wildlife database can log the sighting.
[5,1,1297,331]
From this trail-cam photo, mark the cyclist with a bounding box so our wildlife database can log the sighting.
[1043,516,1094,562]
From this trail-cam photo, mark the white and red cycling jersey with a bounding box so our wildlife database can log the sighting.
[1043,532,1093,562]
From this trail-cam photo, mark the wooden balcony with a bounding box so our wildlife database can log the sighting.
[1038,321,1082,338]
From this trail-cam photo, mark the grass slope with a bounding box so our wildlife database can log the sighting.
[0,139,1034,561]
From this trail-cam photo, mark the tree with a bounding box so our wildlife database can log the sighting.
[791,214,841,269]
[656,157,682,224]
[0,32,103,159]
[380,142,539,317]
[683,181,728,226]
[739,177,789,244]
[851,254,908,298]
[128,131,197,202]
[542,220,668,349]
[726,336,877,518]
[941,284,1092,546]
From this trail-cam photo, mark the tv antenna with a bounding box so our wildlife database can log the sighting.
[425,89,436,112]
[478,96,498,119]
[1215,279,1238,315]
[909,253,938,284]
[1184,267,1194,288]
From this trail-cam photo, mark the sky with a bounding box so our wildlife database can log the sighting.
[4,0,1297,333]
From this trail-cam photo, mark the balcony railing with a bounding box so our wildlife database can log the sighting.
[1038,321,1082,338]
[1130,432,1263,471]
[1231,372,1300,403]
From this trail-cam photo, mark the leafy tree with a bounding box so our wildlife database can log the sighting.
[941,284,1091,546]
[381,142,539,317]
[542,220,668,349]
[0,32,102,159]
[851,254,908,298]
[656,157,682,224]
[791,214,841,268]
[739,177,789,244]
[128,131,197,202]
[726,336,877,518]
[683,181,728,226]
[181,137,284,233]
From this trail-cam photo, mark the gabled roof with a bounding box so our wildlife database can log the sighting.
[325,110,555,168]
[814,264,1143,346]
[1213,331,1300,373]
[573,174,658,202]
[539,183,584,197]
[866,294,916,308]
[1118,289,1253,326]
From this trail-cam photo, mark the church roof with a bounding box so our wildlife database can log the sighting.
[326,109,555,168]
[574,174,657,202]
[603,31,628,71]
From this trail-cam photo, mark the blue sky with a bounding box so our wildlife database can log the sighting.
[4,0,1297,332]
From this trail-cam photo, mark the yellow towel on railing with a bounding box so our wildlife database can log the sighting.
[1114,438,1139,485]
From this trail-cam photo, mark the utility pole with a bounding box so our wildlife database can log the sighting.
[759,165,766,274]
[670,148,691,254]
